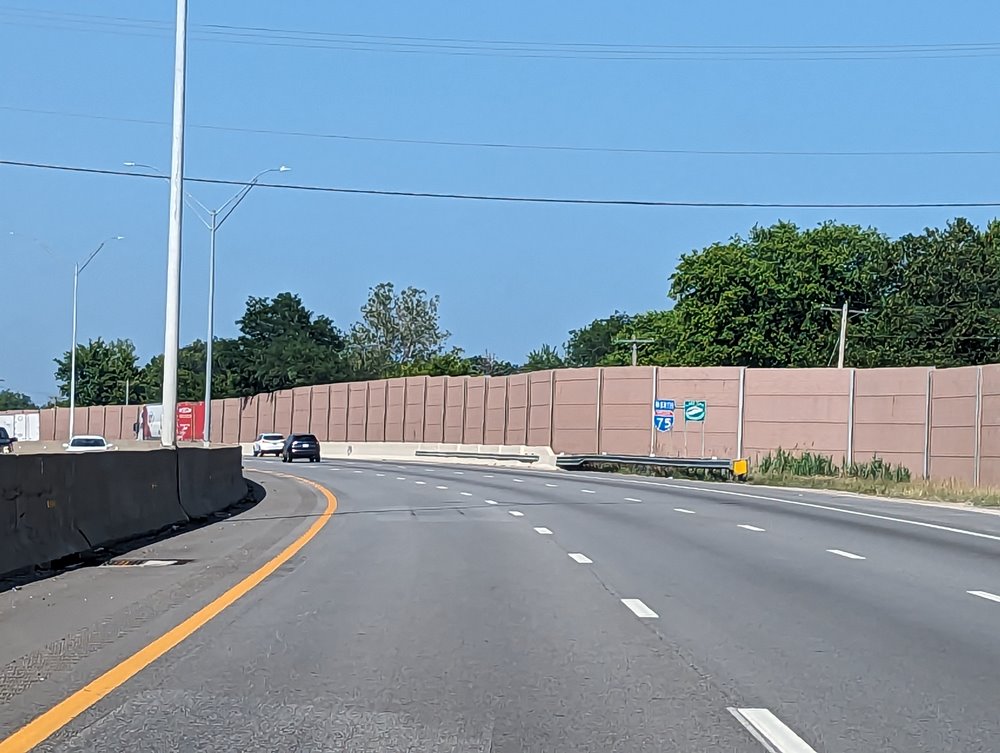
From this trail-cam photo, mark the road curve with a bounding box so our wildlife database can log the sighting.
[4,457,999,752]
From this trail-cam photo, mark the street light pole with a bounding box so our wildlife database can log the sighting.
[204,209,218,442]
[69,262,80,438]
[125,162,288,444]
[161,0,188,448]
[68,237,123,439]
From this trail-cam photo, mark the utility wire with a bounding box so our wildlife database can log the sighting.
[3,158,1000,209]
[1,6,998,61]
[3,105,997,158]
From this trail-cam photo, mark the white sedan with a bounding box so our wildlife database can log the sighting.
[253,433,285,457]
[63,435,116,452]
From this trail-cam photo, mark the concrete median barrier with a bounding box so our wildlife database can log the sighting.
[178,446,248,518]
[241,440,558,468]
[1,447,248,578]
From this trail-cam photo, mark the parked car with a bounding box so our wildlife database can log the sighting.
[63,435,115,452]
[281,433,320,463]
[0,427,17,454]
[253,433,285,457]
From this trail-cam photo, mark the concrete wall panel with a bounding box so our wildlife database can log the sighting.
[552,369,599,454]
[424,377,446,443]
[444,377,467,443]
[291,387,312,434]
[464,377,487,445]
[308,385,331,440]
[385,378,406,442]
[347,384,367,441]
[403,377,426,442]
[527,371,554,447]
[485,378,507,445]
[328,384,349,441]
[366,381,388,442]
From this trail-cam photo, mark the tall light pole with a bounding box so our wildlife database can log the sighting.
[614,337,656,367]
[161,0,189,448]
[69,236,125,438]
[126,163,289,443]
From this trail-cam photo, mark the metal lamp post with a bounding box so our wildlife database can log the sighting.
[125,162,289,443]
[68,236,125,438]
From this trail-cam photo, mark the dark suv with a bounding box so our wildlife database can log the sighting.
[0,427,17,454]
[281,433,320,463]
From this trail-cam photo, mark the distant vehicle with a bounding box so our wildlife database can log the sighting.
[253,433,285,457]
[63,435,115,452]
[281,433,320,463]
[0,427,17,454]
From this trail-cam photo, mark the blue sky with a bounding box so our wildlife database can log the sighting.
[1,1,998,402]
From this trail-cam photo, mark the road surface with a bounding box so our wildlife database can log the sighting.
[2,457,999,752]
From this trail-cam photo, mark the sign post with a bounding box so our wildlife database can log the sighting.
[684,400,707,457]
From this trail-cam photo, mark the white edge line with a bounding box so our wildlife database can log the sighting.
[508,510,524,517]
[626,479,1000,543]
[568,552,593,564]
[968,590,1000,603]
[728,708,818,753]
[620,598,659,619]
[827,549,866,560]
[533,527,553,535]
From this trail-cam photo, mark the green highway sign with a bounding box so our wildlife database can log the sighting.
[683,400,706,422]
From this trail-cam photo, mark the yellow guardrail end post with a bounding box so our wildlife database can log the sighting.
[731,458,749,480]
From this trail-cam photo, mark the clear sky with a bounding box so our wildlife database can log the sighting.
[1,1,998,403]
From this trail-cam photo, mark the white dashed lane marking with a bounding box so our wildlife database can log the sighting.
[436,485,448,490]
[568,553,593,564]
[827,549,866,560]
[453,471,464,475]
[353,470,363,474]
[621,599,659,619]
[513,479,524,483]
[738,524,766,532]
[376,473,385,477]
[483,474,494,478]
[395,477,406,480]
[729,708,819,753]
[460,492,473,497]
[533,527,553,535]
[415,481,426,485]
[545,483,558,488]
[580,489,596,494]
[674,508,696,514]
[968,590,1000,604]
[508,511,525,517]
[485,500,498,505]
[624,497,641,502]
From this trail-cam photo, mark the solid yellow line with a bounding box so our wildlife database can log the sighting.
[0,471,337,753]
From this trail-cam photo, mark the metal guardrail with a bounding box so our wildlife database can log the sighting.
[556,453,749,478]
[415,450,541,463]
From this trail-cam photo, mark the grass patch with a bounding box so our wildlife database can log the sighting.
[751,449,1000,507]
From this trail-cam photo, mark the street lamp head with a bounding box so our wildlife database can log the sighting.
[278,165,291,172]
[123,161,137,167]
[113,236,125,241]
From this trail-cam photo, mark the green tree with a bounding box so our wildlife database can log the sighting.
[227,293,352,395]
[563,312,633,367]
[54,338,141,406]
[395,347,473,377]
[349,282,451,377]
[467,352,517,377]
[0,389,37,410]
[138,339,239,403]
[668,221,889,367]
[522,344,565,371]
[852,218,1000,367]
[599,310,680,366]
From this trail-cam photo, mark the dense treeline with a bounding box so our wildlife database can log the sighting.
[49,218,1000,407]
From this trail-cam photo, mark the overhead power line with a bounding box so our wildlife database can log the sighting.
[2,105,997,158]
[0,6,998,61]
[3,158,1000,209]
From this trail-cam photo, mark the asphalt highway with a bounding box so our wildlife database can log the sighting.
[3,457,999,752]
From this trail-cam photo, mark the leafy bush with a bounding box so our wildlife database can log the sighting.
[755,448,910,482]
